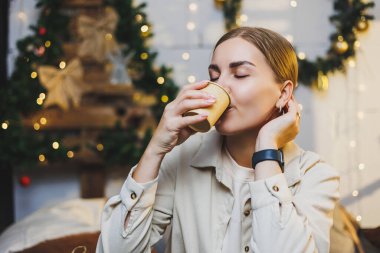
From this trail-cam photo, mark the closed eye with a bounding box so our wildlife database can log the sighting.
[235,75,249,79]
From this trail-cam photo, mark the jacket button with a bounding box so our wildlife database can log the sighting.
[244,246,249,252]
[272,185,279,192]
[244,210,250,216]
[130,192,137,199]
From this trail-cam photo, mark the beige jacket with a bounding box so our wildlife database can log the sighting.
[96,130,340,253]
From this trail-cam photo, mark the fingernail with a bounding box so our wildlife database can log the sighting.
[206,98,216,103]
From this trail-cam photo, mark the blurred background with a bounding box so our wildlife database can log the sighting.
[1,0,379,252]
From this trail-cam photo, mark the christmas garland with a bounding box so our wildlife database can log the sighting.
[216,0,375,87]
[0,0,179,171]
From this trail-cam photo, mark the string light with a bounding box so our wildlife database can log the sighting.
[187,75,196,83]
[356,215,362,222]
[39,93,46,99]
[36,97,44,105]
[52,141,59,149]
[38,154,46,162]
[31,72,38,79]
[141,25,149,33]
[135,14,143,22]
[358,163,365,170]
[348,58,356,68]
[33,123,40,130]
[59,61,66,69]
[105,33,113,40]
[17,11,27,21]
[189,3,198,12]
[186,22,196,31]
[157,77,165,85]
[352,190,359,197]
[140,52,148,60]
[182,52,190,61]
[40,117,47,125]
[2,122,8,129]
[298,52,306,60]
[67,151,74,158]
[240,14,248,22]
[45,40,51,47]
[290,1,298,8]
[161,95,169,103]
[97,143,104,151]
[349,140,357,148]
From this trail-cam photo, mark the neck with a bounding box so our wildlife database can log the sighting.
[224,130,259,168]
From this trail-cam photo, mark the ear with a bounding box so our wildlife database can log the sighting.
[276,80,294,108]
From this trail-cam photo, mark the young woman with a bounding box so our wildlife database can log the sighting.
[96,27,340,253]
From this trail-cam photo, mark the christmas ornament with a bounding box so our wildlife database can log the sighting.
[34,46,46,56]
[39,27,47,36]
[37,58,85,111]
[334,36,349,54]
[107,48,133,85]
[19,175,31,187]
[77,7,119,62]
[214,0,225,8]
[356,17,369,32]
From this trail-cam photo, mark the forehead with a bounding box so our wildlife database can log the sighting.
[211,37,266,65]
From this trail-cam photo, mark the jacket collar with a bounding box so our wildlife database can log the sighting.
[190,129,304,187]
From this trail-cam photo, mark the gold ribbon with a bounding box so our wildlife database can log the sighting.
[37,58,84,111]
[77,7,119,62]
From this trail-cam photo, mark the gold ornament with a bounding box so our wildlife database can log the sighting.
[334,36,349,54]
[214,0,225,8]
[37,58,85,111]
[356,17,369,32]
[315,71,329,91]
[77,7,119,62]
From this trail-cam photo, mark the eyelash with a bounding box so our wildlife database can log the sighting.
[210,75,248,81]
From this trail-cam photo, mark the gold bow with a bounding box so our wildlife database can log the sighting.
[37,58,84,111]
[77,7,119,62]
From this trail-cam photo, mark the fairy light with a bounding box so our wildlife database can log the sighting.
[2,122,8,129]
[189,3,198,12]
[40,117,47,125]
[349,140,357,148]
[358,83,366,92]
[97,143,104,151]
[356,215,362,222]
[140,52,148,60]
[354,41,361,48]
[39,93,46,99]
[187,75,196,83]
[38,154,46,162]
[161,95,169,103]
[135,14,143,22]
[157,77,165,85]
[240,14,248,22]
[45,40,51,48]
[52,141,59,149]
[290,0,298,8]
[105,33,113,40]
[186,22,196,31]
[352,190,359,197]
[17,11,27,21]
[348,58,356,68]
[59,61,66,69]
[33,123,40,130]
[298,52,306,60]
[31,72,38,79]
[141,25,149,33]
[182,52,190,61]
[358,163,365,170]
[67,151,74,158]
[36,97,44,105]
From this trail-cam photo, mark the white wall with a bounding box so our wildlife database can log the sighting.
[9,0,380,228]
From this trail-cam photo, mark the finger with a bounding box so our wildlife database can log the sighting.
[179,112,208,129]
[176,98,216,115]
[286,99,299,119]
[178,80,209,96]
[176,89,216,103]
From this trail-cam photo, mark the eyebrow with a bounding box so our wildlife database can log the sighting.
[208,61,255,72]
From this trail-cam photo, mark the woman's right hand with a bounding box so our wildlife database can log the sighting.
[149,80,216,156]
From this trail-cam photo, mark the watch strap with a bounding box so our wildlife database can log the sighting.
[252,149,284,172]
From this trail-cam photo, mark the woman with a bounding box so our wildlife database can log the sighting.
[96,27,340,253]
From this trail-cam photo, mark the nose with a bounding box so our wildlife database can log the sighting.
[217,81,232,95]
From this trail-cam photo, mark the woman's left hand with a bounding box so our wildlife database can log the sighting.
[256,96,301,151]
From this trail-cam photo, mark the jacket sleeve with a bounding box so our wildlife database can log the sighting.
[96,147,179,253]
[248,157,340,253]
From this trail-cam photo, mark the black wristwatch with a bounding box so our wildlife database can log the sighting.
[252,149,284,172]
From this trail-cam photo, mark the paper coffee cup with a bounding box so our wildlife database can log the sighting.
[183,81,231,132]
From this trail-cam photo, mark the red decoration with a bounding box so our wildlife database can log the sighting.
[39,27,47,36]
[34,46,46,56]
[19,175,31,187]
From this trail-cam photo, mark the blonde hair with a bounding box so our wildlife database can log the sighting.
[214,27,298,86]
